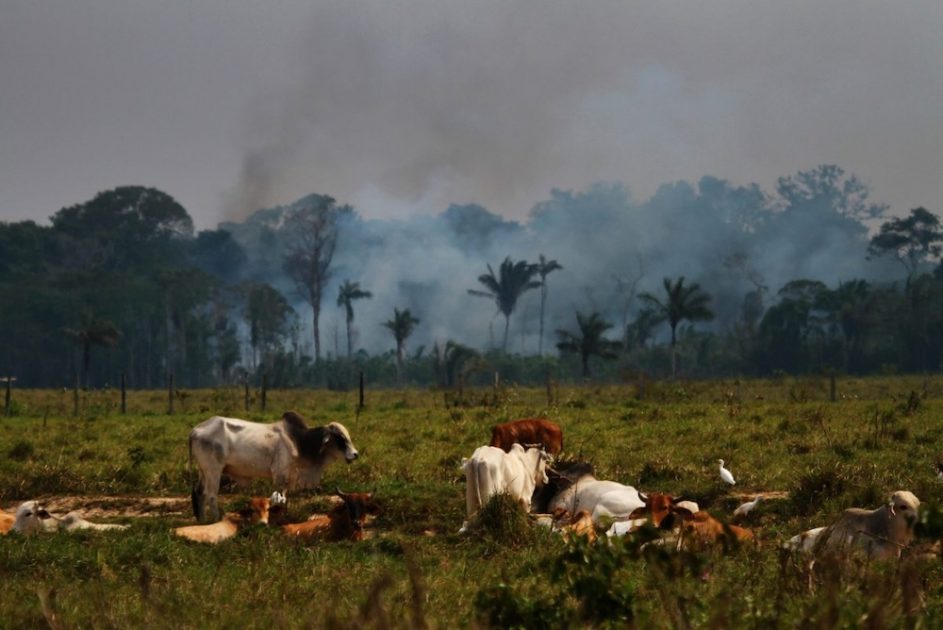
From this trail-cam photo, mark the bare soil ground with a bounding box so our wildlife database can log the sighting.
[41,496,190,519]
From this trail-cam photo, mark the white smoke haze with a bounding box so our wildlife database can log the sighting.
[220,1,943,225]
[223,170,901,359]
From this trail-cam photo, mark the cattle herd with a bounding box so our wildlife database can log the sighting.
[0,412,925,565]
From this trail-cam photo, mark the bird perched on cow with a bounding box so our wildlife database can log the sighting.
[733,495,763,519]
[813,490,921,560]
[718,459,736,485]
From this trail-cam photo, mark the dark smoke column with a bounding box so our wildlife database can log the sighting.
[283,195,351,361]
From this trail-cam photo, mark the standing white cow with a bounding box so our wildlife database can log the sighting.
[189,411,359,522]
[460,444,550,534]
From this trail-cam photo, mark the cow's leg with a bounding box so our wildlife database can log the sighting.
[460,461,477,534]
[199,467,222,523]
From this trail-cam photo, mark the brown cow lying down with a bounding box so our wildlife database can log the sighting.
[558,509,597,543]
[678,511,754,550]
[0,509,13,534]
[173,497,270,544]
[490,418,563,455]
[282,489,379,541]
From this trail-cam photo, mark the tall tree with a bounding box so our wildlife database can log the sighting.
[337,280,372,358]
[535,254,563,356]
[63,316,121,388]
[242,283,294,371]
[868,207,943,287]
[640,277,715,378]
[555,311,621,378]
[382,307,420,380]
[282,196,351,360]
[468,257,541,353]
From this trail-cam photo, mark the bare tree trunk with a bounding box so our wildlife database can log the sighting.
[346,315,353,358]
[312,302,321,361]
[539,284,547,356]
[503,315,510,354]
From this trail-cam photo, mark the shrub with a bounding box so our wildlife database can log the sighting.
[7,440,34,461]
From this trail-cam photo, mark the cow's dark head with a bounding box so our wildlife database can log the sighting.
[284,413,359,464]
[532,459,595,514]
[325,422,359,463]
[334,488,380,541]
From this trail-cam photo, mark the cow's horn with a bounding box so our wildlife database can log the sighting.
[336,487,348,498]
[638,491,649,502]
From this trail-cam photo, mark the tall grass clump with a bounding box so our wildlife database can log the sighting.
[469,493,542,551]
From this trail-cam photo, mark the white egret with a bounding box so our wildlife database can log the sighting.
[718,459,736,485]
[733,495,763,517]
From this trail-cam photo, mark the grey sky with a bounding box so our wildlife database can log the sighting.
[2,1,941,229]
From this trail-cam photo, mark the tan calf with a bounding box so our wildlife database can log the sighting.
[173,497,270,544]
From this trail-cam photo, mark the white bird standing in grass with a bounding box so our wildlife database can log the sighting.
[936,461,943,481]
[718,459,736,485]
[733,495,763,518]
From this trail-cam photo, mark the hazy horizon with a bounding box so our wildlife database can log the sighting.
[2,1,941,230]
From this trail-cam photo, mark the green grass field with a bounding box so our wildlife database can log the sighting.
[2,375,943,628]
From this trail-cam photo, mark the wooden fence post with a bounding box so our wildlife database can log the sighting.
[358,371,365,411]
[120,372,127,415]
[167,372,174,415]
[261,373,267,413]
[244,372,250,412]
[4,377,11,417]
[73,372,79,417]
[545,370,553,405]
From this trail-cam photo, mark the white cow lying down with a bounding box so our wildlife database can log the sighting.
[533,461,645,527]
[5,501,129,535]
[59,512,129,532]
[460,444,550,534]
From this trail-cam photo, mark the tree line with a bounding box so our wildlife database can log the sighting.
[1,169,941,389]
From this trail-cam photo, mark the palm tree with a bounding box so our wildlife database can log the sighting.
[382,308,420,380]
[625,306,666,351]
[468,257,541,353]
[555,311,621,378]
[536,254,563,356]
[337,280,372,358]
[63,316,121,388]
[640,277,715,378]
[432,340,480,387]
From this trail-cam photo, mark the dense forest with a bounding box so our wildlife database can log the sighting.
[1,164,941,389]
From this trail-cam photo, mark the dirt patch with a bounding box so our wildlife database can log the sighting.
[731,490,789,501]
[42,496,190,519]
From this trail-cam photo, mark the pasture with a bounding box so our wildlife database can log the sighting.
[2,375,943,628]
